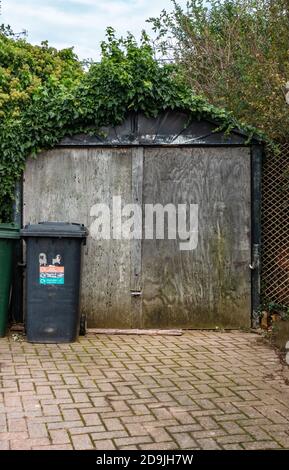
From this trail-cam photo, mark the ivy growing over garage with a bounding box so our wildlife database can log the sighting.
[0,27,264,222]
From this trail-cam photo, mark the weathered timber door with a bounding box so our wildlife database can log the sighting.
[141,147,251,328]
[23,145,251,328]
[24,148,133,328]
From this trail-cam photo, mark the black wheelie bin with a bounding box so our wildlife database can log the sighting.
[21,222,88,343]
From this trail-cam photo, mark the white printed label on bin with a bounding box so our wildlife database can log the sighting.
[39,253,64,285]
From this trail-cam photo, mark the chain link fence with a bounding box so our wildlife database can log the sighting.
[262,144,289,308]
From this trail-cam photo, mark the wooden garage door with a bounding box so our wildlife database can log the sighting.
[23,148,133,328]
[141,147,251,328]
[23,146,251,328]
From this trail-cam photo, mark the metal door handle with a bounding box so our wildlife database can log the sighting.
[249,244,260,270]
[131,291,142,297]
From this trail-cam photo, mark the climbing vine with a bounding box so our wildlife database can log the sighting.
[0,27,265,222]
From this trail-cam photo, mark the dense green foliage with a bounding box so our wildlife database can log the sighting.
[0,27,262,222]
[0,26,83,221]
[149,0,289,142]
[0,25,83,119]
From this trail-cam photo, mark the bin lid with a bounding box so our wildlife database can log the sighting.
[20,222,88,238]
[0,223,20,239]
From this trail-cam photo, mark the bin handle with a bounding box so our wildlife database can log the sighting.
[17,262,26,268]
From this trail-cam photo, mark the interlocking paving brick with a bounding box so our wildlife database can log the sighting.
[243,426,273,441]
[71,434,94,450]
[9,440,32,450]
[114,436,153,446]
[242,440,281,450]
[125,423,148,437]
[0,331,289,450]
[172,432,198,449]
[34,444,73,450]
[140,441,180,450]
[93,439,116,450]
[192,429,227,439]
[82,413,102,426]
[270,431,289,447]
[0,431,29,441]
[50,429,71,444]
[103,417,125,431]
[222,443,243,450]
[196,416,219,430]
[118,445,138,450]
[0,441,9,450]
[121,414,156,424]
[27,422,48,439]
[144,424,172,443]
[91,430,128,440]
[167,424,202,433]
[219,421,246,434]
[61,409,81,421]
[47,420,82,430]
[69,425,105,435]
[195,438,221,450]
[42,404,61,416]
[217,434,254,445]
[8,418,27,432]
[11,437,50,449]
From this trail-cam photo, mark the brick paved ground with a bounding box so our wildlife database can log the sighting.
[0,331,289,450]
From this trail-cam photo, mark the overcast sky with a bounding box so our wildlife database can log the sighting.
[1,0,187,60]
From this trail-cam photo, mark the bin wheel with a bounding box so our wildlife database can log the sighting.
[79,315,87,336]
